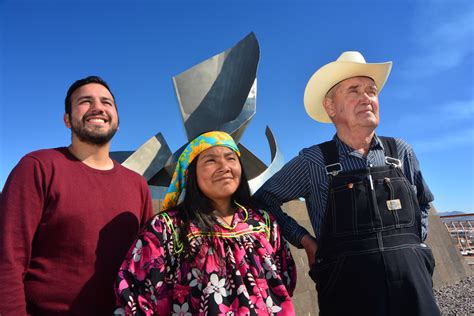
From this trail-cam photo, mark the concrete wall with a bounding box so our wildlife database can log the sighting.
[282,200,319,315]
[426,205,473,288]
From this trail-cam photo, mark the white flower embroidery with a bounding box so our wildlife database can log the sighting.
[263,257,278,279]
[266,296,282,314]
[189,268,204,290]
[236,284,249,299]
[204,274,228,304]
[132,239,143,262]
[145,279,159,303]
[113,307,125,316]
[172,302,192,316]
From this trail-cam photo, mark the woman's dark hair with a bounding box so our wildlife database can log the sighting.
[172,154,257,259]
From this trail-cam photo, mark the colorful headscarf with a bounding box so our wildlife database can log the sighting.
[161,131,240,211]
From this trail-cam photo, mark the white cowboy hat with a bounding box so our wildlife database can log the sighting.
[303,51,392,123]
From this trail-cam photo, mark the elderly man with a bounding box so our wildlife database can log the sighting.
[254,51,440,315]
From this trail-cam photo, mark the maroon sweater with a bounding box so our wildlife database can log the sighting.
[0,148,153,315]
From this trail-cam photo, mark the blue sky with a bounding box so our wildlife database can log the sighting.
[1,0,473,213]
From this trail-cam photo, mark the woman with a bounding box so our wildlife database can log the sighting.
[115,131,296,315]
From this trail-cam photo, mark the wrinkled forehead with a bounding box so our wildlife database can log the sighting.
[339,76,377,87]
[326,76,377,97]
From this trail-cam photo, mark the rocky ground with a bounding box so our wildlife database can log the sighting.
[434,276,473,315]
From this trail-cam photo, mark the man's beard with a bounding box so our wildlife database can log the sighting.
[71,118,118,145]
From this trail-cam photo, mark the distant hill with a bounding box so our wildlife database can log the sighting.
[438,211,467,216]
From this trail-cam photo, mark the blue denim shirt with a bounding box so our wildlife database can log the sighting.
[253,134,434,248]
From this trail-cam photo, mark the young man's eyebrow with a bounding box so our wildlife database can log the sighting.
[75,95,114,102]
[100,96,115,102]
[76,96,93,101]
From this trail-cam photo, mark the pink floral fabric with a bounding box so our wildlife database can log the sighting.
[114,207,296,315]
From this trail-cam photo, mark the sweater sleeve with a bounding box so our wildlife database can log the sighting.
[140,179,155,227]
[0,156,46,316]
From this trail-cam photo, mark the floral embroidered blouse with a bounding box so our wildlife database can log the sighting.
[114,205,296,315]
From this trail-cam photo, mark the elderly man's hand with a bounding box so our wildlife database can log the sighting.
[301,234,318,267]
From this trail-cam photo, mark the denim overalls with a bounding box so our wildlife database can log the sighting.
[310,137,440,316]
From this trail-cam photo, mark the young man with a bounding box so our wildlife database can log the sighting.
[0,76,153,315]
[254,52,440,315]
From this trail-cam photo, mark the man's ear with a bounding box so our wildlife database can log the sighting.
[323,97,336,119]
[64,113,71,128]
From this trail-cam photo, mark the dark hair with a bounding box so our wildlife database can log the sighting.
[173,154,256,259]
[64,76,116,115]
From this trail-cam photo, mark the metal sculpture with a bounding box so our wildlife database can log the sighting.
[111,32,284,198]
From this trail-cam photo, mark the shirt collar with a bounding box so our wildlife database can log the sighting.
[332,134,384,157]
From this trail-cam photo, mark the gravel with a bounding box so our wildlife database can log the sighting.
[434,276,474,315]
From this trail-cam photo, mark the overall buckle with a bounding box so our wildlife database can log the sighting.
[326,163,343,176]
[385,157,401,168]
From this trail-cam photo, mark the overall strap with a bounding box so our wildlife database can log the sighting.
[379,136,398,159]
[379,136,402,168]
[318,140,343,176]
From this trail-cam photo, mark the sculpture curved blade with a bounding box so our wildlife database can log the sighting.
[112,33,284,201]
[248,126,285,194]
[112,133,172,181]
[173,32,259,141]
